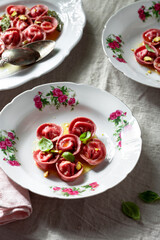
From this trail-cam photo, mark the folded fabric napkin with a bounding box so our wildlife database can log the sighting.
[0,168,32,225]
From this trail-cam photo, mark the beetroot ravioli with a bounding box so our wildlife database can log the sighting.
[36,16,58,33]
[143,29,160,46]
[80,139,106,165]
[37,123,63,142]
[56,159,84,182]
[33,149,59,171]
[134,45,158,65]
[0,4,63,56]
[134,28,160,72]
[56,134,81,155]
[69,117,96,137]
[33,117,107,182]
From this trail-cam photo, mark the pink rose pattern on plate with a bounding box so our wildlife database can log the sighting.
[33,86,79,111]
[51,182,99,197]
[0,130,20,166]
[138,2,160,22]
[106,34,126,63]
[108,110,129,150]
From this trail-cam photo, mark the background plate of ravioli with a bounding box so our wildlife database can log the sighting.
[0,0,86,90]
[0,82,142,199]
[102,0,160,88]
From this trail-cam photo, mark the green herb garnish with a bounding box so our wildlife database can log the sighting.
[62,152,75,162]
[80,131,91,144]
[0,14,10,32]
[145,44,155,53]
[47,10,63,31]
[139,191,160,203]
[38,137,53,152]
[121,201,140,220]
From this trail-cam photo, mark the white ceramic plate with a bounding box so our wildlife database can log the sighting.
[102,0,160,88]
[0,0,86,90]
[0,82,142,199]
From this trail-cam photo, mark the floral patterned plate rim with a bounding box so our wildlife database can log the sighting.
[0,0,86,91]
[0,82,142,199]
[102,0,160,88]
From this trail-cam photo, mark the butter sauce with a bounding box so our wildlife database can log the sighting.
[0,63,26,78]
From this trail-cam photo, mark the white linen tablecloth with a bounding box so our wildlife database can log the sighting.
[0,0,160,239]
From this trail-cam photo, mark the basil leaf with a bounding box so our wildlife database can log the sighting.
[121,201,140,220]
[0,14,10,32]
[47,10,63,32]
[139,191,160,203]
[80,131,91,144]
[38,137,53,152]
[62,152,75,162]
[145,44,155,53]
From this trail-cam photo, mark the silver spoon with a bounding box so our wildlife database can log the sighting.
[0,40,55,66]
